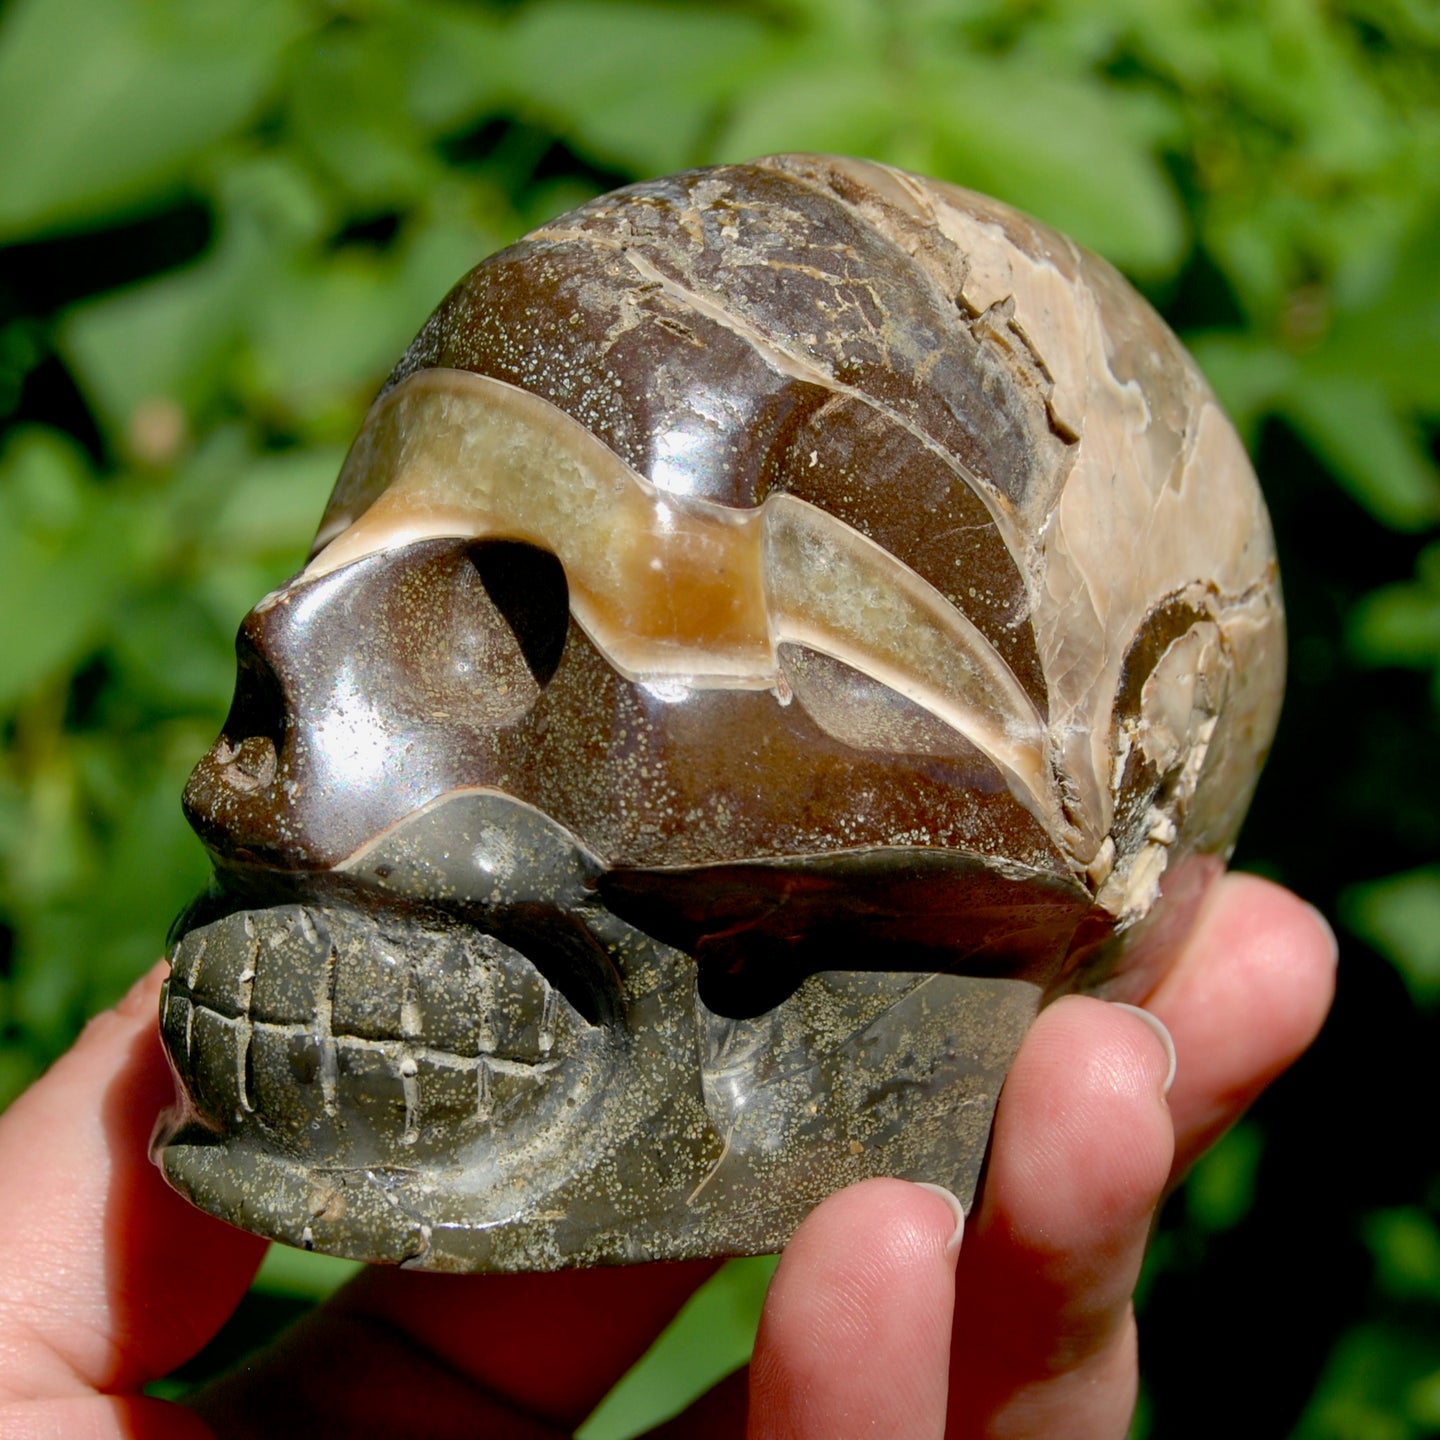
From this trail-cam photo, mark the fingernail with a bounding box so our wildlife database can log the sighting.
[1303,902,1340,967]
[1111,1002,1177,1096]
[914,1182,966,1255]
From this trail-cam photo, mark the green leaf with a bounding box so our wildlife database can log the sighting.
[286,20,442,208]
[232,194,508,435]
[107,589,238,713]
[718,58,910,165]
[68,737,214,996]
[0,1046,41,1115]
[399,1,510,134]
[1282,376,1440,532]
[0,429,136,711]
[1184,1120,1264,1233]
[1183,334,1296,447]
[0,741,96,910]
[718,49,1186,278]
[1307,203,1440,413]
[1341,867,1440,1007]
[240,247,427,430]
[1347,553,1440,672]
[1364,1208,1440,1304]
[1293,1321,1440,1440]
[503,0,773,176]
[579,1255,777,1439]
[922,61,1186,278]
[203,445,346,558]
[250,1241,362,1302]
[59,225,265,438]
[0,0,311,240]
[58,152,335,438]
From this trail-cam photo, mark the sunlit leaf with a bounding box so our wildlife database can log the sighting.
[716,62,910,171]
[1183,334,1297,445]
[0,429,136,710]
[1294,1321,1440,1440]
[922,60,1185,277]
[400,1,510,134]
[285,20,442,208]
[70,738,214,994]
[0,1048,40,1114]
[1341,867,1440,1007]
[1184,1120,1264,1234]
[250,1244,363,1302]
[1307,202,1440,412]
[59,229,264,437]
[58,154,338,437]
[1364,1208,1440,1304]
[0,0,311,240]
[718,47,1185,277]
[580,1255,778,1439]
[240,257,430,433]
[1282,376,1440,532]
[1347,551,1440,672]
[108,589,238,713]
[203,446,347,558]
[503,0,773,175]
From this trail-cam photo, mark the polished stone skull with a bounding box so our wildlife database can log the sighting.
[153,155,1284,1271]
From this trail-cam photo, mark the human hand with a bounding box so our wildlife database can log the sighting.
[0,872,1334,1439]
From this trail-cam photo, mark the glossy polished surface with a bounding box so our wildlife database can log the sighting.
[154,155,1283,1270]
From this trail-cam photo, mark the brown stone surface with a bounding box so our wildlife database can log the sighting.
[156,157,1283,1270]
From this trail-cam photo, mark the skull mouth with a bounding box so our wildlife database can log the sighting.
[154,793,1075,1268]
[155,865,645,1267]
[157,790,636,1170]
[160,892,617,1151]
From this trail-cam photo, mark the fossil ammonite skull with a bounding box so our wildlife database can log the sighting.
[153,154,1283,1271]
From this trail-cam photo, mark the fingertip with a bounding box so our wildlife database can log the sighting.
[778,1176,966,1286]
[1301,899,1340,971]
[1109,1003,1178,1096]
[1147,872,1337,1168]
[1211,871,1339,972]
[912,1182,966,1257]
[984,995,1176,1258]
[751,1178,958,1437]
[1020,994,1176,1124]
[68,961,169,1084]
[0,961,268,1397]
[1190,871,1339,992]
[946,995,1176,1436]
[1238,875,1339,1052]
[0,1394,217,1440]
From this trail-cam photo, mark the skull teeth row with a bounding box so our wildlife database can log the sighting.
[161,902,599,1162]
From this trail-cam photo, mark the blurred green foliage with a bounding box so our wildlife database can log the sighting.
[579,1255,779,1438]
[1,0,1437,1434]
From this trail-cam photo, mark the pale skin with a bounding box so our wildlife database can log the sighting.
[0,872,1335,1439]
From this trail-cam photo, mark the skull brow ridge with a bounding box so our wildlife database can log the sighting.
[304,368,1059,838]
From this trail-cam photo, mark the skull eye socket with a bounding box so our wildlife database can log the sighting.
[466,540,569,689]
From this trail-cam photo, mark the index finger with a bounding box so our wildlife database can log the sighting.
[0,962,268,1401]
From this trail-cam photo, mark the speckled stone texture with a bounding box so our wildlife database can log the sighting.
[154,155,1283,1270]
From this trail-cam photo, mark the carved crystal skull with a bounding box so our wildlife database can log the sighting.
[153,155,1284,1271]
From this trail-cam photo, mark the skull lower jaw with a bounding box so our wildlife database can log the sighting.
[154,891,1042,1271]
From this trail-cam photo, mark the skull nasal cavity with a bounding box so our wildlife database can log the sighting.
[467,541,569,688]
[220,632,287,760]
